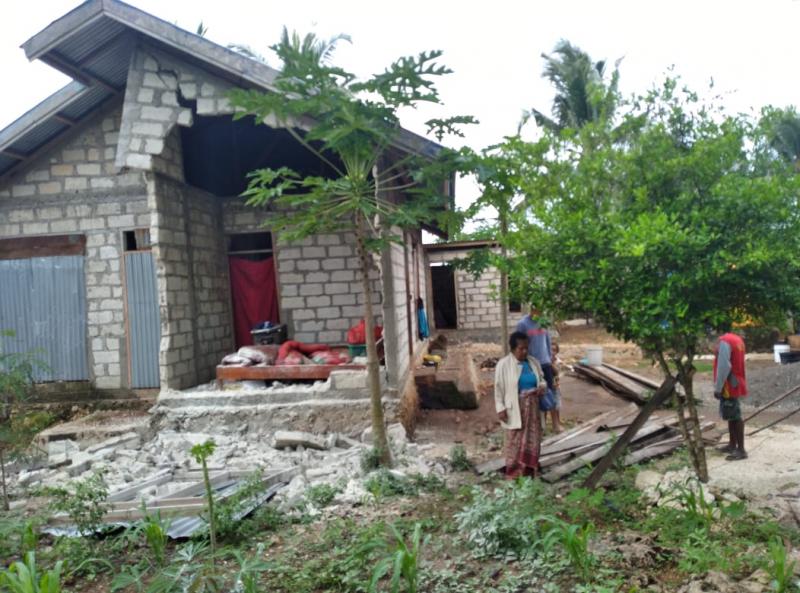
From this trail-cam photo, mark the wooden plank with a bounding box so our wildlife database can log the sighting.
[582,377,676,489]
[623,437,683,466]
[216,363,366,383]
[573,365,646,404]
[0,234,86,260]
[544,419,670,483]
[474,406,639,476]
[601,363,662,390]
[580,364,651,402]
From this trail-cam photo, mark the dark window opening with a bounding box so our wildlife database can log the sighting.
[123,229,151,251]
[227,232,273,262]
[180,114,341,198]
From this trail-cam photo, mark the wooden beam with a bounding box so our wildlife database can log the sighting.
[52,113,78,126]
[0,94,121,185]
[0,235,86,259]
[216,363,366,386]
[44,51,123,94]
[1,148,27,160]
[582,376,676,490]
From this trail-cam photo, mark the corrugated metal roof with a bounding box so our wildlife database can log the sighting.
[0,0,444,183]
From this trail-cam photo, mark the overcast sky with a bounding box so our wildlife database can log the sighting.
[1,0,799,208]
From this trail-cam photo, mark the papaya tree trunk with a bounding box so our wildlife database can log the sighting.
[0,448,8,512]
[356,210,391,466]
[499,211,509,354]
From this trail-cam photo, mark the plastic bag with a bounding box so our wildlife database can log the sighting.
[539,388,557,412]
[347,320,383,345]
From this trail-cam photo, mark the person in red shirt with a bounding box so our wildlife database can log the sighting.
[713,330,748,461]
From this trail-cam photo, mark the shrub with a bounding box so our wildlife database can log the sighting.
[46,471,109,536]
[449,445,472,472]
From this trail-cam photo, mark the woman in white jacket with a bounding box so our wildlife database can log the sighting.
[495,331,546,478]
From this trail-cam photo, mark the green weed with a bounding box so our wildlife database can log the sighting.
[306,483,341,508]
[370,523,425,593]
[1,551,62,593]
[449,445,472,472]
[767,537,797,593]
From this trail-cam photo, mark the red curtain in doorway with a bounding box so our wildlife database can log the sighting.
[229,256,279,348]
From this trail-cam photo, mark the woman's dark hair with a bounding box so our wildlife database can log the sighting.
[509,331,528,351]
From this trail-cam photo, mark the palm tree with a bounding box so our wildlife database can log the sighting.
[768,110,800,168]
[529,40,619,132]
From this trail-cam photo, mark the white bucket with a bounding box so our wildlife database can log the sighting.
[774,344,790,364]
[586,346,603,366]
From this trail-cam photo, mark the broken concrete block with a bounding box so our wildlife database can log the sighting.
[272,431,329,451]
[361,423,407,448]
[86,432,141,454]
[330,370,367,391]
[66,452,95,477]
[47,439,79,462]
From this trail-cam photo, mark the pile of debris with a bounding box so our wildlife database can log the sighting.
[14,419,445,537]
[572,362,661,404]
[477,403,713,482]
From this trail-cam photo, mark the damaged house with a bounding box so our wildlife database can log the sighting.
[0,0,444,402]
[425,240,521,332]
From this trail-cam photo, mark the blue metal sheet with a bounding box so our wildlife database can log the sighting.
[124,252,160,388]
[0,256,88,381]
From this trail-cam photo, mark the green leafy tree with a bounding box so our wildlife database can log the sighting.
[519,79,800,481]
[230,29,473,466]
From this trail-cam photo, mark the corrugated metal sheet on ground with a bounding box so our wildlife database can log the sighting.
[125,252,161,388]
[0,256,88,381]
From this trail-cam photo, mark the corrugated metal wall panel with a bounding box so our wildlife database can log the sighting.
[0,256,88,381]
[125,252,160,388]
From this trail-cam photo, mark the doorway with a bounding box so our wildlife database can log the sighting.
[228,232,280,348]
[430,263,457,329]
[123,229,161,388]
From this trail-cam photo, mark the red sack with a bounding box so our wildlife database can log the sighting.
[277,341,328,360]
[347,320,383,345]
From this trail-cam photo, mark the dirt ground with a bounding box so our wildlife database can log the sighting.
[414,324,800,507]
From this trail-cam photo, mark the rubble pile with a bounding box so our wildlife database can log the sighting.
[10,419,445,514]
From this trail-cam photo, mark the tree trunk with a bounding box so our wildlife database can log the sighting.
[583,376,676,489]
[356,211,391,466]
[499,211,509,354]
[0,448,8,512]
[678,365,708,482]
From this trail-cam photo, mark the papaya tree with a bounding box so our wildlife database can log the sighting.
[519,79,800,481]
[230,30,473,466]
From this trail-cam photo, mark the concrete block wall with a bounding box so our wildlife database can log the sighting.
[149,174,197,389]
[0,106,149,389]
[185,187,233,380]
[222,200,383,345]
[426,248,518,331]
[117,44,234,177]
[381,228,428,390]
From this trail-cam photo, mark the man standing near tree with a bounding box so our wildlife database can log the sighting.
[713,329,748,461]
[517,306,562,433]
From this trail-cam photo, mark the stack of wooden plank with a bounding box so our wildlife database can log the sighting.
[476,404,714,482]
[572,363,662,405]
